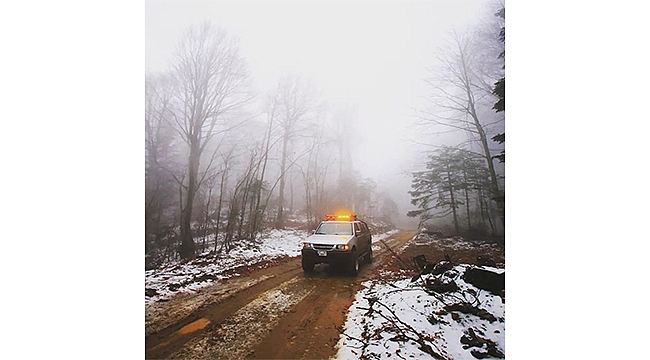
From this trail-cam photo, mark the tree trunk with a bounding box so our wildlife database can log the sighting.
[289,172,294,213]
[276,131,289,229]
[462,159,472,231]
[180,145,199,258]
[250,114,274,241]
[214,165,228,253]
[446,163,459,234]
[201,182,214,252]
[466,82,504,228]
[480,190,496,237]
[476,189,486,230]
[237,172,253,240]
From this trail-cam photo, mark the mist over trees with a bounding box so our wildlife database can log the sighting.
[145,2,507,266]
[409,3,505,237]
[145,22,399,264]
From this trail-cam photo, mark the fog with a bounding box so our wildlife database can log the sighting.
[146,1,495,224]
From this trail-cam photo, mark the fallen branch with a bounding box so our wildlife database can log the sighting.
[334,325,366,350]
[365,296,448,360]
[380,239,417,271]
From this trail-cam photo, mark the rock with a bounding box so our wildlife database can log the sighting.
[470,349,489,359]
[425,277,459,293]
[432,261,453,275]
[443,269,459,278]
[463,267,505,295]
[445,304,496,323]
[476,256,497,267]
[487,344,505,358]
[461,328,504,359]
[168,283,182,291]
[460,328,484,348]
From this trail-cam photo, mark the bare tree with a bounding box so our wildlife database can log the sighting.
[213,144,238,252]
[377,192,399,226]
[222,146,259,252]
[420,30,504,227]
[145,73,180,261]
[168,22,253,258]
[295,110,337,227]
[197,169,219,252]
[331,105,357,210]
[272,74,320,229]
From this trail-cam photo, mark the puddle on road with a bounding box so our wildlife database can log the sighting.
[177,318,210,335]
[148,318,211,354]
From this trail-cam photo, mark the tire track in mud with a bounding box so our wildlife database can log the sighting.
[169,277,316,360]
[146,261,305,359]
[145,274,274,337]
[249,274,360,359]
[145,229,416,360]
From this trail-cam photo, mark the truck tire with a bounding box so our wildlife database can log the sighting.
[302,258,315,272]
[348,249,359,276]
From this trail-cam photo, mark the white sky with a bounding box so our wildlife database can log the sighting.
[145,0,487,208]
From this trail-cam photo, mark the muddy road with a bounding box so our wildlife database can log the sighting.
[145,229,417,360]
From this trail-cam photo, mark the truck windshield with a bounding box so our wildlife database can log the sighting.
[315,222,353,235]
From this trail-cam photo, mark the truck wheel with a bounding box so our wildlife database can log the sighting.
[302,258,315,272]
[348,249,359,276]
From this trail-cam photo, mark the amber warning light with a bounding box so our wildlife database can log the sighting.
[325,214,357,221]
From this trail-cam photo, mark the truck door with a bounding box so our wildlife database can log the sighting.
[353,223,365,253]
[361,223,371,250]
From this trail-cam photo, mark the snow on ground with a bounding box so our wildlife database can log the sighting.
[145,229,307,304]
[145,229,398,304]
[371,229,399,252]
[335,265,505,360]
[373,229,399,244]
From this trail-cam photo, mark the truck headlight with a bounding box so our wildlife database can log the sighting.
[335,244,350,251]
[302,243,312,249]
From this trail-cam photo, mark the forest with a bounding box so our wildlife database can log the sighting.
[408,5,505,238]
[145,2,505,267]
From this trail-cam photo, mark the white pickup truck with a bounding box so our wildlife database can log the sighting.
[300,214,372,276]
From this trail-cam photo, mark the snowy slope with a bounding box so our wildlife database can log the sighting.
[335,265,505,360]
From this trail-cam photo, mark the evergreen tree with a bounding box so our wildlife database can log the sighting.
[408,147,492,234]
[492,7,505,165]
[491,6,506,212]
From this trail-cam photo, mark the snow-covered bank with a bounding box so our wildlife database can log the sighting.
[145,229,398,304]
[335,265,505,359]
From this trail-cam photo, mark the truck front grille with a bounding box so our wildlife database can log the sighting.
[312,244,335,250]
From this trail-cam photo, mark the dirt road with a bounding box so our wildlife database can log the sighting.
[145,229,417,360]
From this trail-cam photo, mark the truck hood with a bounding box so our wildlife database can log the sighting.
[305,234,353,245]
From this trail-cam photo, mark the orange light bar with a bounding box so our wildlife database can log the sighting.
[325,214,357,221]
